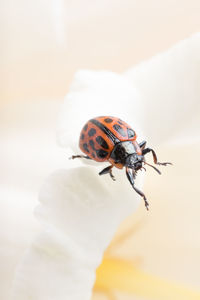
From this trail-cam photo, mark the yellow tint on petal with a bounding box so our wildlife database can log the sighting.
[94,258,200,300]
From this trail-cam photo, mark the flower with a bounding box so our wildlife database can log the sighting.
[11,33,200,300]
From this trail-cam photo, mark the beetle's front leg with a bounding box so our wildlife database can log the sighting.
[99,165,116,181]
[142,148,172,166]
[126,167,149,210]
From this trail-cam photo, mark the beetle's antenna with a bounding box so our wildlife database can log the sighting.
[144,162,161,175]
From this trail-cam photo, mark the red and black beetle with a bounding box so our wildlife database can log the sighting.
[71,116,171,210]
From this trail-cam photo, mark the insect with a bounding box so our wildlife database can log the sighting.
[70,116,171,210]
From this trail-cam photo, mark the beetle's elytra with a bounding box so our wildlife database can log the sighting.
[71,116,172,210]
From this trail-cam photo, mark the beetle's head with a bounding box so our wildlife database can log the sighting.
[125,153,144,170]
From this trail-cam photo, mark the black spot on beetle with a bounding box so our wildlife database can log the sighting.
[83,124,88,131]
[83,143,89,153]
[96,149,108,159]
[92,152,96,158]
[96,136,109,149]
[127,128,135,138]
[81,133,85,140]
[113,124,127,137]
[88,128,96,137]
[89,139,96,150]
[117,120,123,125]
[104,118,113,123]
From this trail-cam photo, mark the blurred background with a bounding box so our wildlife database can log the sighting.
[1,0,200,102]
[1,1,200,300]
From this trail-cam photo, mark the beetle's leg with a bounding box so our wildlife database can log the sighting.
[142,148,172,166]
[126,167,149,210]
[69,155,91,160]
[144,161,161,174]
[99,165,116,181]
[139,140,147,151]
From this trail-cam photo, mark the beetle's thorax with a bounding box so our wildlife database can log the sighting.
[109,140,142,169]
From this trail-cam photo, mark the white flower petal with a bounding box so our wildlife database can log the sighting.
[124,33,200,144]
[36,168,142,249]
[11,167,142,300]
[11,34,200,300]
[57,70,143,152]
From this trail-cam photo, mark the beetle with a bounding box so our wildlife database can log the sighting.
[70,116,171,210]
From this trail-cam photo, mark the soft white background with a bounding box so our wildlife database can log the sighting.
[1,1,200,300]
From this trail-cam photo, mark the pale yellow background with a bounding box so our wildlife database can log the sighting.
[1,0,200,102]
